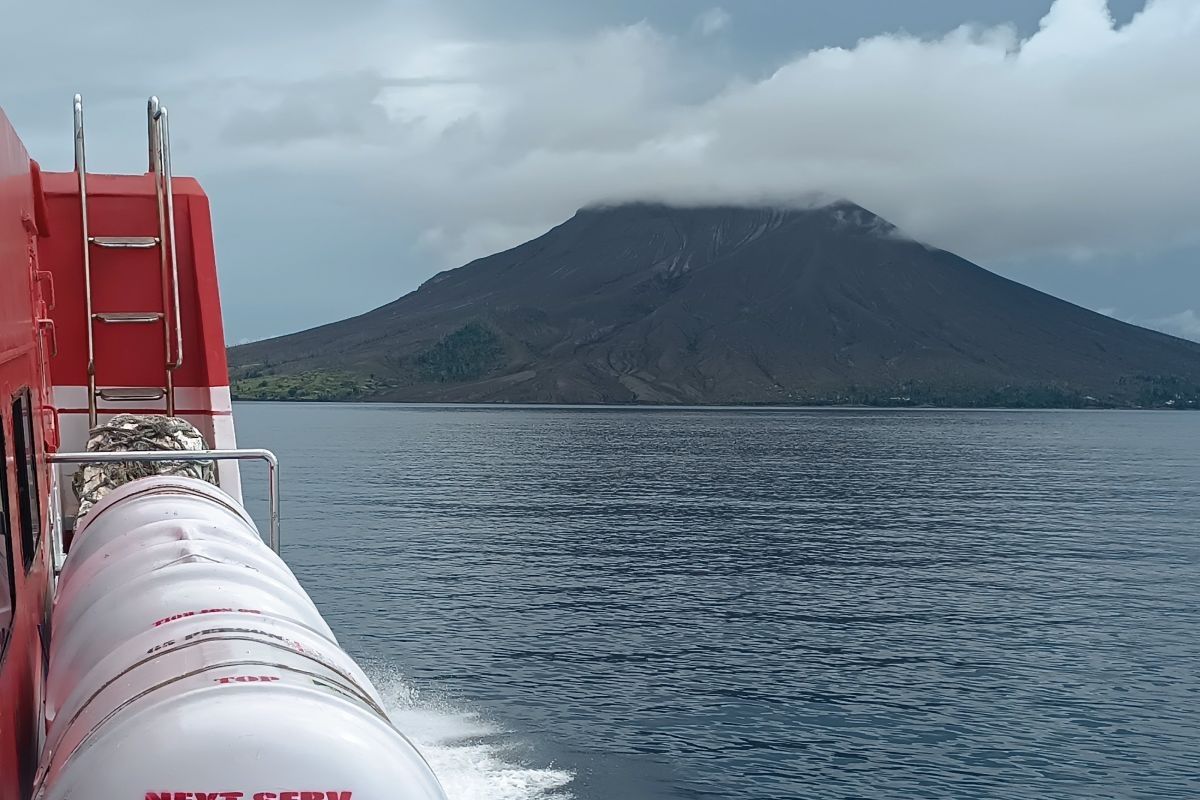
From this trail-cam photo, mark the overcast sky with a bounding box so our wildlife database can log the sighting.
[2,0,1197,344]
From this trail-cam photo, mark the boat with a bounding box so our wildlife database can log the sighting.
[0,96,447,799]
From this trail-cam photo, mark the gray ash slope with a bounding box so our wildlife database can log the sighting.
[229,202,1200,406]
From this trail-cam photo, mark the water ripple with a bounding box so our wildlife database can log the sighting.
[238,405,1200,800]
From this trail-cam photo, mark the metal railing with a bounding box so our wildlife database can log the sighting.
[72,94,97,424]
[147,97,184,408]
[74,94,185,425]
[48,449,280,553]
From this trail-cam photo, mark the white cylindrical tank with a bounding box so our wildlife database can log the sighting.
[37,476,446,800]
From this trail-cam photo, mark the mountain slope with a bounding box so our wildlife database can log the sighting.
[229,203,1200,407]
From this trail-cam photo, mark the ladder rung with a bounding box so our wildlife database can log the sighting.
[97,388,167,401]
[93,312,163,324]
[90,236,160,248]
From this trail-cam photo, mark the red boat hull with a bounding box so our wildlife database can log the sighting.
[0,106,54,800]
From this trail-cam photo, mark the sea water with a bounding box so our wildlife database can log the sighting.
[236,404,1200,800]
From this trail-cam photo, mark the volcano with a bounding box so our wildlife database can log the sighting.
[229,202,1200,407]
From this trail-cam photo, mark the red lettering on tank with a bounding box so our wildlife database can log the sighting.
[214,675,280,684]
[152,608,236,627]
[150,791,342,800]
[185,626,277,642]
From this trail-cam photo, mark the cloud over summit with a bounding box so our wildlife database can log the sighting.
[3,0,1195,341]
[200,0,1200,272]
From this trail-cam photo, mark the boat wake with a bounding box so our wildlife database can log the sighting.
[368,666,575,800]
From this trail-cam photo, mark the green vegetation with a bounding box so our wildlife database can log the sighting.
[787,384,1112,409]
[228,364,1199,407]
[1120,374,1200,408]
[229,323,507,400]
[789,379,1200,409]
[231,370,381,401]
[416,322,505,383]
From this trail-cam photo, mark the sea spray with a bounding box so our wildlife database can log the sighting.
[368,665,575,800]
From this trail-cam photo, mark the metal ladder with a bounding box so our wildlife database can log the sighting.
[73,94,184,427]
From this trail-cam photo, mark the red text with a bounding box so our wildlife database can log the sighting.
[152,608,262,628]
[146,792,351,800]
[213,675,281,685]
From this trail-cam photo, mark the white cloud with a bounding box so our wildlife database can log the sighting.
[1093,307,1200,342]
[8,0,1199,339]
[1150,309,1200,342]
[695,8,731,37]
[188,0,1200,271]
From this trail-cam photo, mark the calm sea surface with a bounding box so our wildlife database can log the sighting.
[235,404,1200,800]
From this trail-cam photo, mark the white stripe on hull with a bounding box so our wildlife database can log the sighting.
[51,385,242,504]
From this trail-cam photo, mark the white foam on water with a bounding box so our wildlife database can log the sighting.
[368,666,575,800]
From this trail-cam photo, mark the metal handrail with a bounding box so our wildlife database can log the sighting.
[148,96,168,398]
[146,96,158,173]
[78,94,183,423]
[147,97,184,415]
[159,104,183,374]
[73,94,98,427]
[48,449,281,553]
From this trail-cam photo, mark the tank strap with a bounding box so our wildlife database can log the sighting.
[38,643,390,790]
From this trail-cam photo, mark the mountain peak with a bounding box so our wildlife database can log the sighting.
[230,202,1200,407]
[573,198,900,239]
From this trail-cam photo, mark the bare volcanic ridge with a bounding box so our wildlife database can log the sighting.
[229,202,1200,407]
